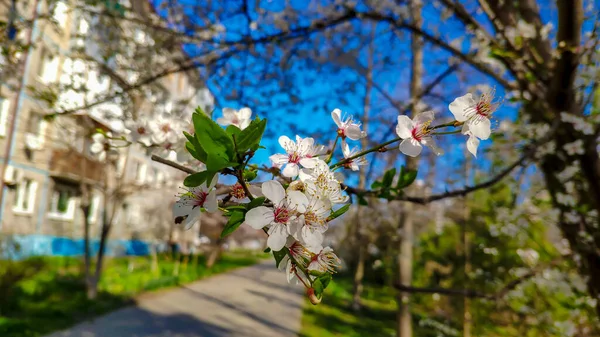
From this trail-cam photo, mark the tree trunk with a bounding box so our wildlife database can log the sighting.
[206,240,224,269]
[350,24,375,311]
[151,242,159,276]
[397,1,422,335]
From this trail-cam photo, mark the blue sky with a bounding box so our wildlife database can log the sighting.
[151,0,594,191]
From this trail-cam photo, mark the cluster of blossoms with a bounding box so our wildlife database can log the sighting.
[166,88,500,301]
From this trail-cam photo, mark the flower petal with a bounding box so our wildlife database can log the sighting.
[269,154,288,167]
[468,118,491,140]
[245,206,274,229]
[90,142,104,154]
[262,180,286,205]
[466,133,480,158]
[238,107,252,120]
[278,135,295,153]
[301,226,324,250]
[222,108,236,120]
[204,191,218,212]
[345,125,365,140]
[282,163,299,177]
[299,157,319,168]
[267,224,288,251]
[421,137,444,156]
[399,138,422,157]
[396,116,414,139]
[331,109,342,128]
[414,111,435,126]
[449,93,475,122]
[287,191,309,213]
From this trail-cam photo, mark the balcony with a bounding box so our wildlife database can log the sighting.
[49,149,105,183]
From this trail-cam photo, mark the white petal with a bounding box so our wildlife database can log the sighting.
[182,208,201,230]
[98,151,106,162]
[204,191,218,212]
[90,142,104,154]
[331,108,342,128]
[267,224,288,251]
[245,206,274,229]
[262,180,286,204]
[466,134,480,158]
[449,93,474,122]
[286,191,309,213]
[172,201,193,218]
[207,174,218,189]
[282,163,299,177]
[222,108,236,120]
[468,118,491,140]
[92,133,105,143]
[396,116,414,139]
[345,125,364,140]
[342,142,351,158]
[414,111,435,126]
[399,138,422,157]
[269,154,289,167]
[297,137,315,156]
[216,117,229,125]
[301,227,324,249]
[278,135,295,153]
[421,137,444,156]
[238,107,252,120]
[299,157,319,168]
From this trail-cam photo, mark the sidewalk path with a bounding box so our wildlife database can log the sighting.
[46,261,304,337]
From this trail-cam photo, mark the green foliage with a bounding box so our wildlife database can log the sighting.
[192,109,235,168]
[273,248,288,268]
[370,166,418,200]
[183,170,216,187]
[246,196,266,210]
[327,204,350,221]
[234,118,267,154]
[220,211,245,238]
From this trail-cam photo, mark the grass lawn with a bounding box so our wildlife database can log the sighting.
[0,250,266,337]
[300,276,397,337]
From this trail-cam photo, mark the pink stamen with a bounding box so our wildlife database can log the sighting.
[273,207,290,223]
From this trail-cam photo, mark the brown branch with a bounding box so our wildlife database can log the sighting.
[151,154,196,174]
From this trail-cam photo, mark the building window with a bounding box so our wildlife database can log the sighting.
[0,97,10,136]
[38,47,59,83]
[52,1,69,28]
[25,111,47,149]
[135,161,147,184]
[88,193,101,224]
[13,178,37,214]
[48,184,76,220]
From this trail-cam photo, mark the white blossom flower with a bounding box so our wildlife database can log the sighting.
[449,89,500,140]
[125,118,152,146]
[150,114,180,144]
[308,247,341,274]
[290,196,331,250]
[462,124,480,158]
[331,108,366,140]
[341,143,367,171]
[556,192,576,207]
[563,140,584,156]
[396,111,443,157]
[216,107,252,130]
[299,159,348,204]
[517,248,539,266]
[244,180,309,251]
[269,136,325,177]
[172,175,219,229]
[560,112,594,135]
[89,132,119,162]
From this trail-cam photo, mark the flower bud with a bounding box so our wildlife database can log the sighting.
[307,288,322,305]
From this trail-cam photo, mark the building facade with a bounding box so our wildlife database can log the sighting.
[0,0,214,256]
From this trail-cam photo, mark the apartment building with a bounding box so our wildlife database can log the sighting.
[0,0,214,256]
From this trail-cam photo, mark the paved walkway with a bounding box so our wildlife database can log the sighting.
[46,261,304,337]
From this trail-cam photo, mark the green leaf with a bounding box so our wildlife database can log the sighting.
[243,169,258,182]
[397,166,418,189]
[192,110,235,161]
[183,131,207,162]
[313,279,324,298]
[263,247,271,253]
[382,168,396,187]
[327,204,350,221]
[371,181,382,189]
[183,170,216,187]
[273,248,288,268]
[246,196,266,210]
[358,195,369,206]
[318,273,332,289]
[206,152,235,172]
[226,125,242,138]
[225,205,247,212]
[236,118,267,154]
[220,211,245,238]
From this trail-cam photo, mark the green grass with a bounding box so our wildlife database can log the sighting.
[300,276,397,337]
[0,251,265,337]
